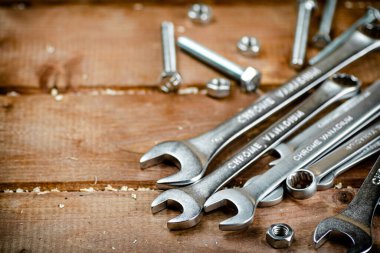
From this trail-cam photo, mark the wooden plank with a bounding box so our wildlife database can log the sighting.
[0,190,379,252]
[0,91,376,190]
[0,2,379,93]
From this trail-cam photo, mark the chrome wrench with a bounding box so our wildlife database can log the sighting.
[314,154,380,253]
[151,75,359,230]
[141,22,380,188]
[204,81,380,231]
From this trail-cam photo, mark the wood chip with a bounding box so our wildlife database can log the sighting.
[58,204,65,208]
[104,185,118,192]
[334,182,343,189]
[80,187,95,192]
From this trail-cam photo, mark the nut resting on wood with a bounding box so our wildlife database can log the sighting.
[266,223,295,249]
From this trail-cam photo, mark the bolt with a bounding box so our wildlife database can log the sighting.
[177,36,261,93]
[312,0,337,48]
[309,7,380,65]
[266,223,295,249]
[206,78,231,98]
[291,0,317,69]
[188,3,213,24]
[237,36,260,56]
[160,21,182,93]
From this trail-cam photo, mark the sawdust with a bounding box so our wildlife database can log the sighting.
[104,185,118,191]
[16,188,24,193]
[334,182,343,189]
[6,91,19,97]
[32,187,41,193]
[58,203,65,208]
[4,189,13,193]
[131,193,137,200]
[178,87,199,95]
[80,187,96,192]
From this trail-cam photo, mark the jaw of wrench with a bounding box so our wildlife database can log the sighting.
[203,83,380,231]
[151,75,359,230]
[313,155,380,253]
[141,23,380,189]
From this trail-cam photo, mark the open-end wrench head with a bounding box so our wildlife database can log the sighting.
[244,175,284,207]
[204,188,256,231]
[314,215,373,253]
[140,141,204,188]
[151,189,203,230]
[286,169,317,199]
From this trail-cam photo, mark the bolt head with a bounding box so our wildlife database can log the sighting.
[312,33,331,48]
[237,36,260,56]
[240,67,261,93]
[188,3,213,24]
[160,72,182,93]
[266,223,295,249]
[206,78,231,98]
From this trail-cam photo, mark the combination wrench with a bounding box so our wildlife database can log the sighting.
[313,155,380,253]
[151,74,359,230]
[203,81,380,231]
[141,22,380,188]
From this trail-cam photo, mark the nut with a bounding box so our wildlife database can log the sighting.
[188,3,213,24]
[237,36,260,56]
[206,78,231,98]
[266,223,294,249]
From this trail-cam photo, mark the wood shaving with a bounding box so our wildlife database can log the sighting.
[120,186,129,191]
[55,94,63,101]
[6,91,19,97]
[178,87,199,95]
[334,182,343,189]
[131,193,137,200]
[37,191,50,195]
[104,185,118,191]
[32,187,41,193]
[133,239,137,244]
[51,188,60,192]
[4,189,13,193]
[94,176,98,185]
[137,187,153,191]
[80,187,96,192]
[58,203,65,208]
[16,188,24,193]
[50,88,59,96]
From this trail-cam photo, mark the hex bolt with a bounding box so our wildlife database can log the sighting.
[312,0,337,48]
[237,36,261,56]
[188,3,213,24]
[266,223,295,249]
[177,36,261,93]
[309,7,380,65]
[160,21,182,93]
[206,78,231,98]
[291,0,317,69]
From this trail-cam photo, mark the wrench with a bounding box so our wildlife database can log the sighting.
[203,81,380,231]
[313,154,380,253]
[151,75,359,230]
[309,7,379,65]
[141,22,380,188]
[286,122,380,199]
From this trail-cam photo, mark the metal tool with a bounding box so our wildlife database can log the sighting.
[177,36,261,93]
[310,7,380,65]
[151,75,359,230]
[141,23,380,188]
[188,3,213,24]
[237,36,260,56]
[204,82,380,231]
[312,0,337,48]
[291,0,317,69]
[160,21,182,93]
[206,78,231,98]
[266,223,294,249]
[287,122,380,199]
[313,154,380,253]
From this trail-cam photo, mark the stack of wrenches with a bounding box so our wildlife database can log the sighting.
[151,73,360,229]
[204,80,380,231]
[141,21,380,189]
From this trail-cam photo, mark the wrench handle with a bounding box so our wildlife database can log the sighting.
[343,155,380,227]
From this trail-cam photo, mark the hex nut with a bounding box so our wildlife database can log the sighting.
[206,78,231,98]
[240,67,261,93]
[188,3,213,24]
[237,36,261,56]
[266,223,294,249]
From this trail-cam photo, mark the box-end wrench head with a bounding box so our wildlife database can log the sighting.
[313,155,380,253]
[151,75,361,230]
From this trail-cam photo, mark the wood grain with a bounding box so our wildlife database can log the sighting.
[0,2,379,93]
[0,190,379,253]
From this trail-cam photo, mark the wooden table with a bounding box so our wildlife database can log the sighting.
[0,1,379,252]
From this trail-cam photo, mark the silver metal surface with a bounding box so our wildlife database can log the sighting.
[266,223,294,249]
[177,36,261,93]
[237,36,260,56]
[313,155,380,253]
[286,122,380,199]
[141,24,380,188]
[160,21,182,93]
[150,77,359,230]
[310,7,380,65]
[291,0,317,69]
[312,0,337,48]
[206,78,231,98]
[203,82,380,231]
[188,3,213,24]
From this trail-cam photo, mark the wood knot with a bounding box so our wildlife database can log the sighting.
[335,190,354,204]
